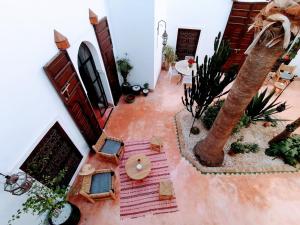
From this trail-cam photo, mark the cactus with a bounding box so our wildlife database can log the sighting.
[182,32,238,122]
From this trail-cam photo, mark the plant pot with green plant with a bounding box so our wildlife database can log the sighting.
[142,83,149,96]
[116,54,133,95]
[9,169,80,225]
[163,45,177,70]
[125,94,135,104]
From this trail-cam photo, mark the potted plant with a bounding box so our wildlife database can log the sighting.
[142,83,149,96]
[163,45,177,70]
[131,85,141,96]
[124,94,135,104]
[9,169,80,225]
[116,54,133,95]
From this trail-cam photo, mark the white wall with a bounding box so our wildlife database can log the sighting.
[154,0,167,87]
[107,0,155,88]
[290,53,300,77]
[0,0,111,224]
[165,0,233,63]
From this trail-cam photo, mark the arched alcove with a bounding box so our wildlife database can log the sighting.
[77,42,109,116]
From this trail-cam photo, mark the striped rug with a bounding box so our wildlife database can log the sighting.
[120,140,178,220]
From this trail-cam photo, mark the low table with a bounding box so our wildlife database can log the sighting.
[125,154,151,180]
[150,136,163,152]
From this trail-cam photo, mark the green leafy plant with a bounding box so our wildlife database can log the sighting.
[265,135,300,166]
[229,141,259,155]
[143,83,149,89]
[8,169,68,225]
[202,100,250,133]
[116,54,133,83]
[245,87,287,122]
[163,45,177,65]
[201,87,288,134]
[232,114,251,134]
[202,100,225,129]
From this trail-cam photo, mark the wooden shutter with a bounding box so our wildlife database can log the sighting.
[222,1,267,71]
[44,51,102,146]
[92,17,122,104]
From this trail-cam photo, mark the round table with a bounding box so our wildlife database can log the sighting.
[125,154,151,180]
[175,60,197,76]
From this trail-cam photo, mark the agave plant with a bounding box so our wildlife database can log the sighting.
[245,88,287,121]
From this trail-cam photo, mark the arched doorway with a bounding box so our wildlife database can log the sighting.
[78,42,108,116]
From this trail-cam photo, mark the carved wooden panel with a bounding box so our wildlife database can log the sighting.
[176,28,201,60]
[20,122,83,187]
[93,17,121,104]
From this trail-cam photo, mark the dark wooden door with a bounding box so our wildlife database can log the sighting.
[93,17,121,104]
[44,51,102,146]
[176,28,201,60]
[78,43,108,116]
[222,1,267,71]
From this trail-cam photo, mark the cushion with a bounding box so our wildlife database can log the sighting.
[100,139,122,155]
[280,71,293,80]
[90,172,112,194]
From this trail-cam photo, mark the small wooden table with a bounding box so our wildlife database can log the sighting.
[150,136,163,152]
[159,180,174,200]
[125,154,151,180]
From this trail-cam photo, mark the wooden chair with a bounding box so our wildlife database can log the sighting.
[92,132,124,165]
[273,64,296,93]
[274,63,296,82]
[79,169,116,203]
[168,63,180,82]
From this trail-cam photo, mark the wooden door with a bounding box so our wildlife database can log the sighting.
[78,42,108,116]
[93,17,121,104]
[44,51,102,146]
[176,28,201,60]
[222,1,267,71]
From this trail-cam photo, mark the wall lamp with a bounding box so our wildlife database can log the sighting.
[0,172,33,195]
[157,20,168,46]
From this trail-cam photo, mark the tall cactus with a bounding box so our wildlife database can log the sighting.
[182,32,238,120]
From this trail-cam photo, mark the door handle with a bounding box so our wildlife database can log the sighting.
[61,82,70,100]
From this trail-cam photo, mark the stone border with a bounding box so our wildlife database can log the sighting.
[173,109,299,175]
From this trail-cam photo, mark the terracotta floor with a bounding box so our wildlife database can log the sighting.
[70,71,300,225]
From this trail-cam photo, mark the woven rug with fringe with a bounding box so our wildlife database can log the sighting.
[120,140,178,220]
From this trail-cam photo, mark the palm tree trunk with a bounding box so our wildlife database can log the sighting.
[269,117,300,144]
[194,42,284,167]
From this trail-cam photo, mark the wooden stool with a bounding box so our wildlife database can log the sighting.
[150,136,163,152]
[159,180,174,200]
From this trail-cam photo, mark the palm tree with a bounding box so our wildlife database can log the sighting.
[194,0,300,167]
[269,116,300,144]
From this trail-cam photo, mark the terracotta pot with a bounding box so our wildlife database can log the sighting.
[125,94,135,104]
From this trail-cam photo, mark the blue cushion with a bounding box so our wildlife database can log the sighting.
[280,71,293,80]
[100,139,122,155]
[90,172,112,194]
